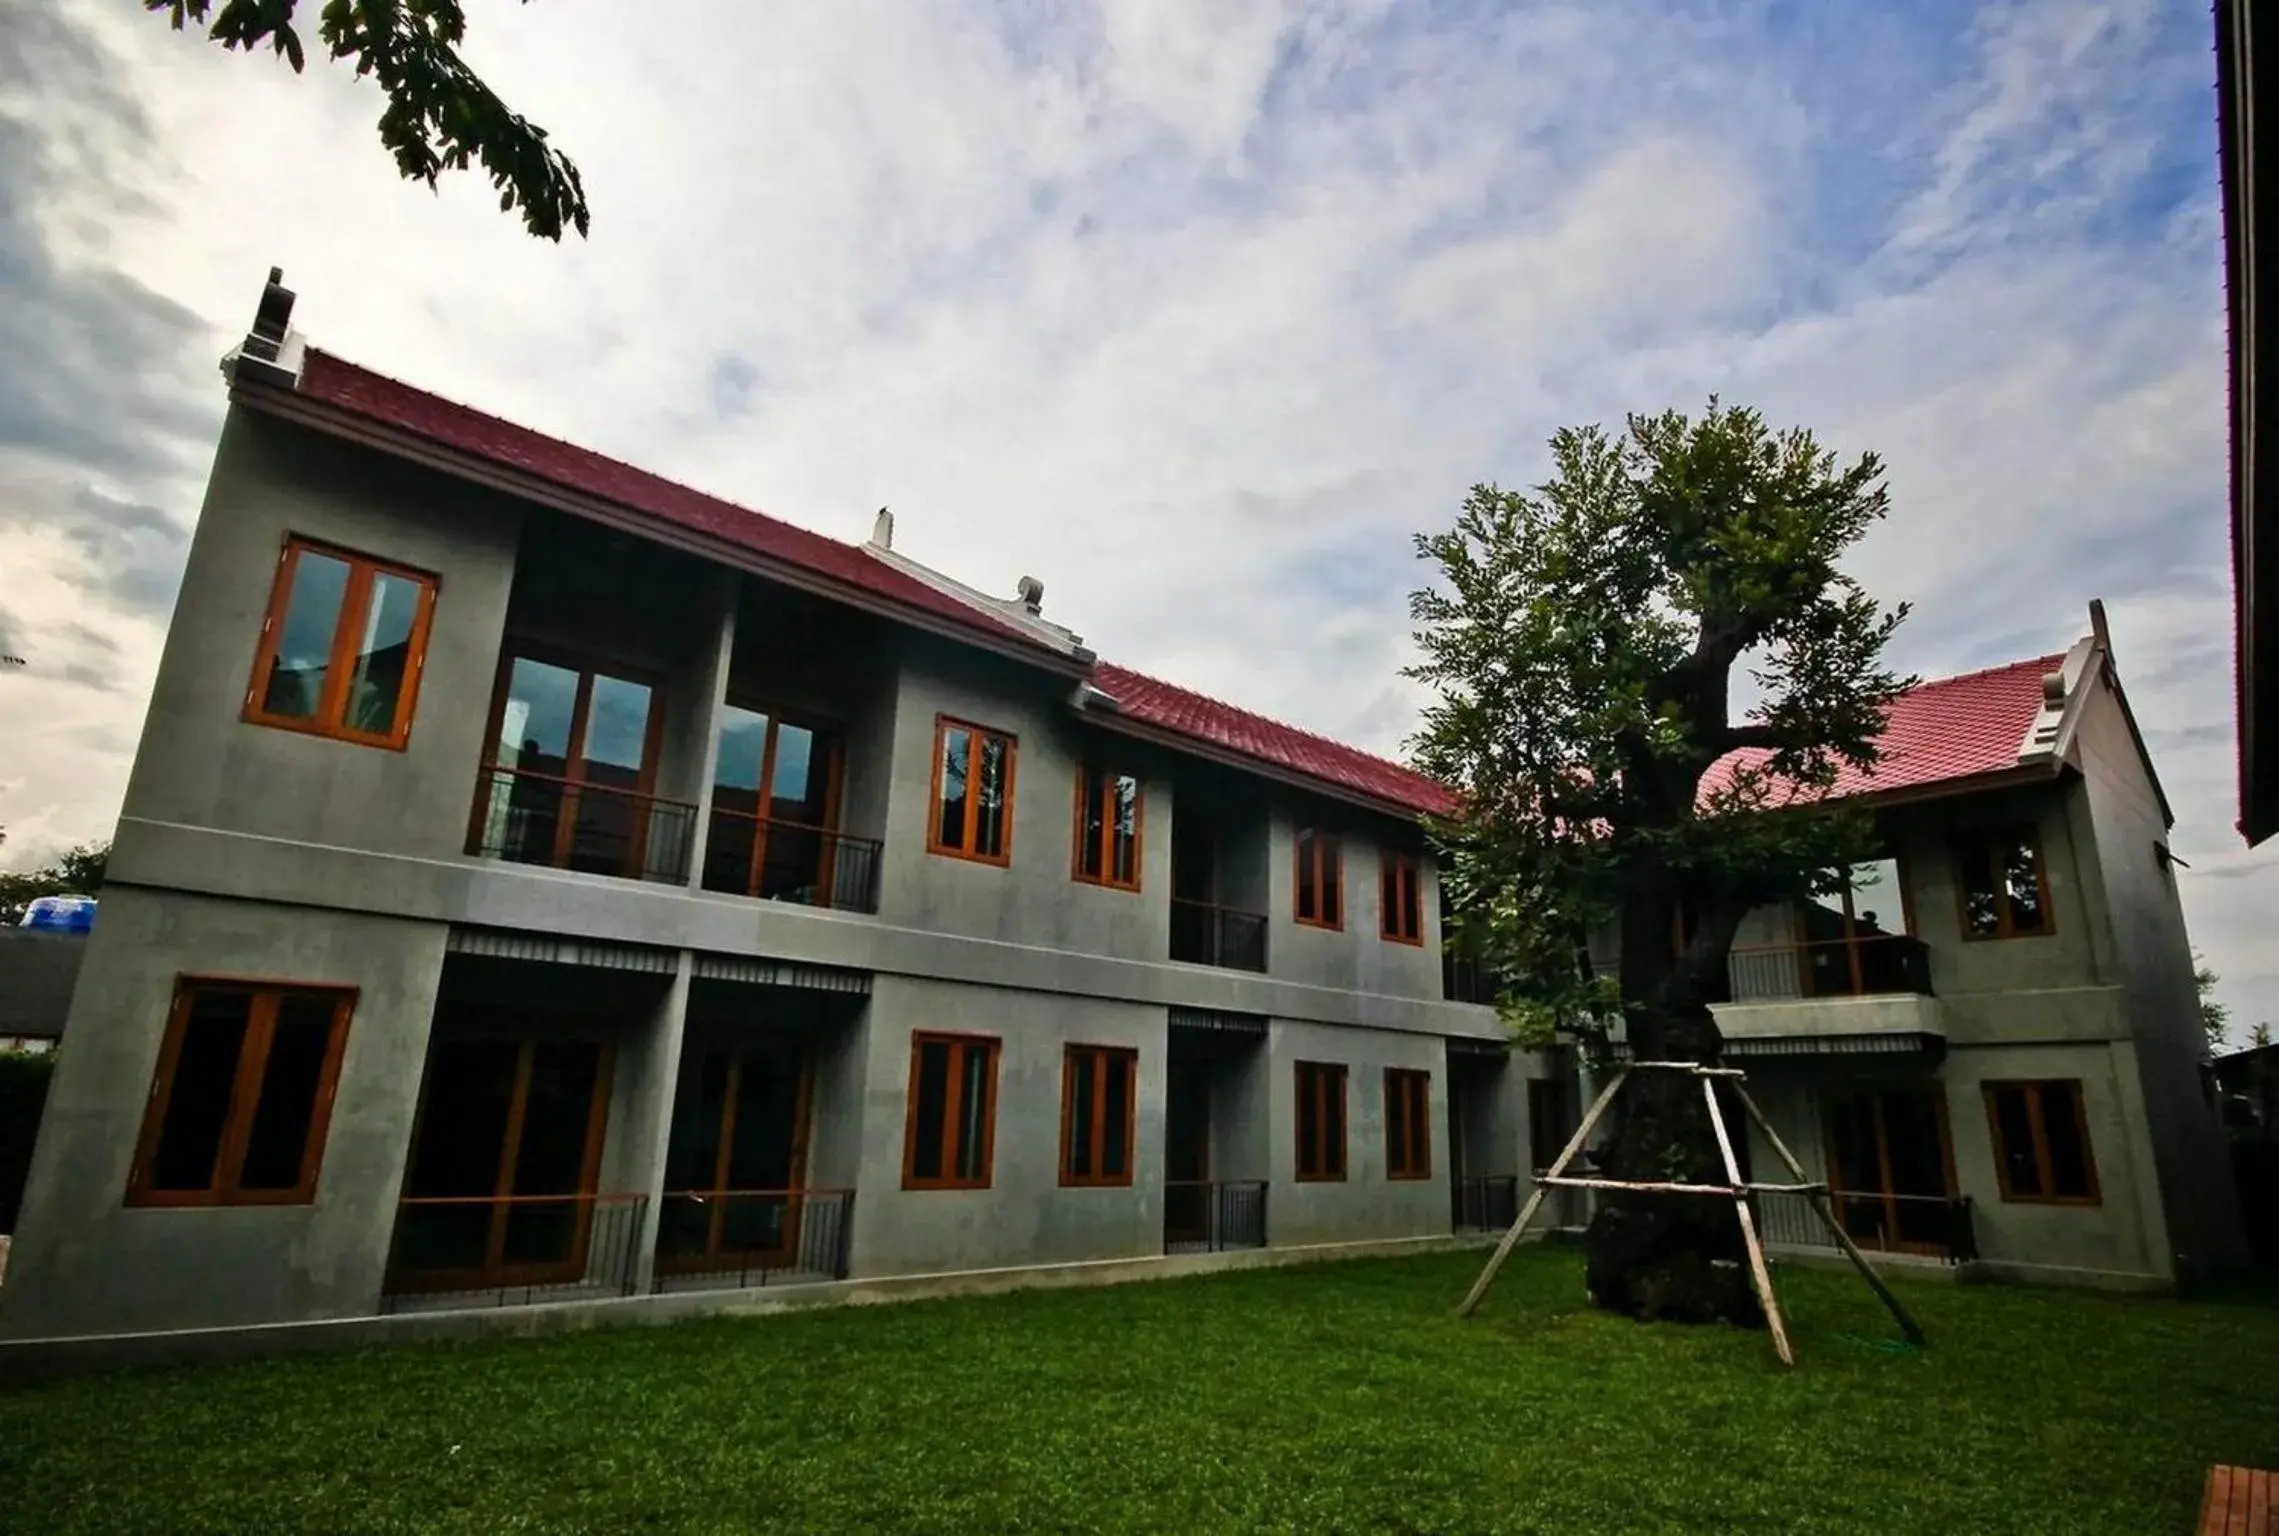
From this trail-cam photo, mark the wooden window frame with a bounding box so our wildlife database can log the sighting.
[125,977,356,1208]
[1070,765,1144,892]
[1380,851,1424,945]
[1817,1082,1959,1257]
[901,1031,1001,1191]
[1294,1060,1349,1182]
[1952,824,2056,942]
[468,642,673,869]
[1384,1067,1432,1179]
[711,697,849,902]
[1293,828,1344,931]
[1983,1079,2101,1206]
[657,1038,818,1274]
[242,536,440,751]
[1059,1044,1139,1187]
[926,716,1019,868]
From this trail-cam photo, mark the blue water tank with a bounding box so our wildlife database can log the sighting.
[20,895,96,933]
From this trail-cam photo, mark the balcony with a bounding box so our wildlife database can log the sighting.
[1443,952,1501,1005]
[701,810,882,914]
[1452,1175,1519,1233]
[1163,1180,1268,1253]
[382,1192,650,1309]
[1169,899,1268,972]
[654,1187,856,1290]
[1755,1189,1977,1265]
[1727,934,1933,1002]
[470,766,695,885]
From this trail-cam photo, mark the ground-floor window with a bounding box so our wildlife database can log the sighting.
[1384,1068,1431,1179]
[1527,1078,1571,1173]
[1984,1079,2100,1205]
[1295,1061,1348,1181]
[1822,1083,1957,1252]
[127,979,355,1207]
[903,1032,999,1190]
[1060,1044,1137,1186]
[658,1038,814,1270]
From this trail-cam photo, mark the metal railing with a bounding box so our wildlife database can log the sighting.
[1443,953,1502,1005]
[700,810,882,914]
[470,766,695,885]
[1754,1188,1975,1263]
[1727,934,1933,1002]
[1452,1175,1520,1232]
[653,1187,855,1290]
[1164,1179,1268,1252]
[381,1192,648,1308]
[1169,900,1268,973]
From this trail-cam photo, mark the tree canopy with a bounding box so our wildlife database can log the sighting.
[0,841,109,925]
[148,1,588,240]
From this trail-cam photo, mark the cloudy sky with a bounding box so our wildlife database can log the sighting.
[1,0,2271,1035]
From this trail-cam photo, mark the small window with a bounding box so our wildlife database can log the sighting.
[244,538,438,749]
[929,718,1017,866]
[1528,1078,1572,1173]
[1294,828,1343,930]
[127,979,355,1206]
[1381,853,1423,944]
[1295,1061,1348,1181]
[1060,1045,1137,1186]
[1385,1068,1431,1179]
[1984,1080,2099,1205]
[903,1032,999,1189]
[1955,825,2053,940]
[1073,768,1143,891]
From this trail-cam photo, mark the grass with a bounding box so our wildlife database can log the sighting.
[1,1245,2275,1533]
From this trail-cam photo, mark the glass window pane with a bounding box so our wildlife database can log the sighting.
[1296,833,1318,921]
[912,1041,950,1180]
[1324,1070,1345,1176]
[1102,1053,1130,1178]
[726,1049,799,1190]
[1959,843,2001,937]
[1322,840,1342,927]
[1078,773,1106,879]
[1296,1066,1320,1175]
[955,1045,992,1180]
[497,657,580,773]
[512,1041,602,1197]
[1849,859,1903,939]
[2040,1084,2093,1198]
[2003,835,2046,933]
[342,570,423,735]
[237,995,337,1190]
[769,724,822,824]
[713,707,770,809]
[973,736,1008,858]
[1111,777,1138,884]
[1800,870,1849,945]
[936,729,971,850]
[580,675,654,790]
[149,991,253,1191]
[664,1050,734,1191]
[1068,1052,1095,1177]
[1993,1087,2043,1197]
[262,550,352,720]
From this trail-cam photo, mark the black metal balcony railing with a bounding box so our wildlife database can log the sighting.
[382,1192,649,1309]
[1169,900,1268,972]
[1754,1188,1976,1264]
[653,1187,855,1289]
[1443,953,1502,1005]
[1163,1179,1269,1252]
[471,767,695,885]
[701,810,882,915]
[1452,1175,1520,1233]
[1726,934,1934,1003]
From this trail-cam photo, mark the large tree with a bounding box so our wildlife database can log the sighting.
[149,1,588,240]
[1410,403,1912,1327]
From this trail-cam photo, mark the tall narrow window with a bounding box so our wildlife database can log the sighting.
[472,649,677,882]
[1955,825,2053,940]
[127,979,355,1207]
[903,1032,1000,1189]
[703,704,848,905]
[1527,1078,1571,1173]
[244,537,438,749]
[1381,853,1423,944]
[1060,1045,1138,1187]
[1984,1080,2099,1204]
[1295,1061,1348,1181]
[1385,1068,1431,1179]
[1294,828,1343,930]
[1073,767,1143,891]
[929,718,1017,866]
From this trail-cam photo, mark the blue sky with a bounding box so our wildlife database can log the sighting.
[0,0,2270,1033]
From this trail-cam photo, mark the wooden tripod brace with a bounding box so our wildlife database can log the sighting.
[1454,1060,1929,1367]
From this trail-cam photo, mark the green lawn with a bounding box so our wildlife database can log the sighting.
[2,1245,2274,1533]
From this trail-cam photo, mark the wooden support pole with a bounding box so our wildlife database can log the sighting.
[1537,1176,1829,1197]
[1730,1081,1929,1349]
[1455,1067,1628,1320]
[1704,1075,1793,1367]
[1628,1061,1748,1077]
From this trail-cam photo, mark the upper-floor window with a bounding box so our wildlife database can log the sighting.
[705,704,850,905]
[1384,1068,1431,1179]
[1380,852,1423,944]
[127,978,355,1207]
[1295,1060,1348,1180]
[1294,828,1343,930]
[1790,858,1918,997]
[244,537,438,750]
[1954,825,2052,940]
[1060,1044,1137,1186]
[929,718,1016,866]
[1073,767,1142,891]
[903,1032,999,1190]
[1984,1080,2098,1205]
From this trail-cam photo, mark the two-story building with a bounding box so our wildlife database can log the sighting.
[0,274,1537,1344]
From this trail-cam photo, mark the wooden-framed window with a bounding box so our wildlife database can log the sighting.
[1294,1060,1348,1181]
[704,701,849,903]
[1072,767,1143,891]
[1294,828,1343,930]
[1954,824,2054,940]
[1380,852,1423,944]
[928,717,1017,866]
[471,646,673,880]
[243,537,438,749]
[903,1032,1000,1190]
[1060,1044,1138,1187]
[126,979,355,1207]
[1384,1068,1431,1179]
[1984,1080,2100,1205]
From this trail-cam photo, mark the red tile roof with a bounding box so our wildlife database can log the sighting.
[1702,652,2063,805]
[293,350,1047,654]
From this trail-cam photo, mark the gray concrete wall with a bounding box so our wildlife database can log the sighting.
[1265,813,1444,999]
[0,930,86,1040]
[1264,1018,1449,1247]
[118,410,522,864]
[0,887,448,1337]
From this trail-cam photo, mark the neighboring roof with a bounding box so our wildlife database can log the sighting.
[1089,663,1460,817]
